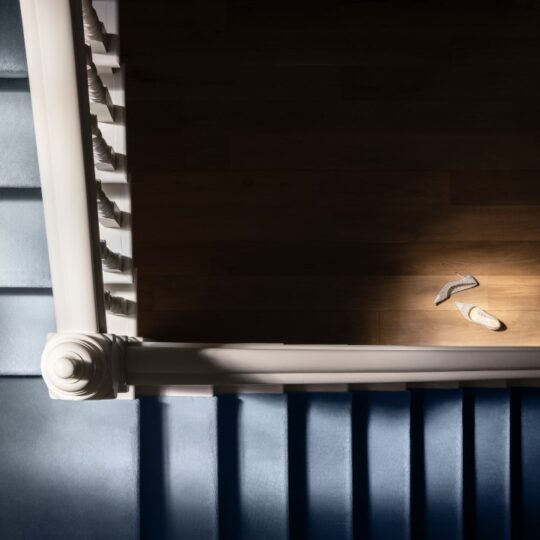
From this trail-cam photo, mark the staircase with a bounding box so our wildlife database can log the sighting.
[2,1,540,539]
[139,390,540,540]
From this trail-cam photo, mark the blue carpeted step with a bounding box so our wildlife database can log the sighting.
[0,289,55,374]
[0,0,27,78]
[289,392,353,540]
[474,389,511,540]
[135,388,540,539]
[0,79,39,187]
[140,396,219,540]
[219,394,289,540]
[0,189,50,287]
[356,391,411,540]
[0,377,139,540]
[416,389,464,540]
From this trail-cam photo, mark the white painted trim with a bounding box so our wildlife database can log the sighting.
[124,343,540,387]
[19,0,106,333]
[39,335,540,399]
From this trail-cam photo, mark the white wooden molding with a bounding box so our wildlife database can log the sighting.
[86,47,114,122]
[81,0,109,53]
[96,181,122,227]
[41,333,128,400]
[124,343,540,387]
[40,337,540,400]
[91,115,116,171]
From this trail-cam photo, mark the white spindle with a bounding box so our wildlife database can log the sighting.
[104,290,129,315]
[96,181,122,227]
[100,240,124,272]
[91,116,116,171]
[81,0,109,53]
[86,47,106,102]
[86,47,114,122]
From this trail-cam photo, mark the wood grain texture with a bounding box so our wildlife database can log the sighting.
[380,311,540,346]
[124,0,540,345]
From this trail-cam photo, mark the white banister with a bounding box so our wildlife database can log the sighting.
[86,47,114,122]
[39,338,540,400]
[100,240,124,272]
[96,181,122,227]
[86,46,107,102]
[124,344,540,386]
[81,0,109,53]
[91,115,116,170]
[19,0,106,333]
[104,290,129,315]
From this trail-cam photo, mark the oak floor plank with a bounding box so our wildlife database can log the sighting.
[486,277,540,311]
[132,171,451,207]
[128,99,540,138]
[126,62,540,103]
[380,310,540,346]
[135,242,540,277]
[138,309,380,345]
[139,275,488,312]
[126,65,343,102]
[134,205,540,243]
[227,134,540,172]
[450,172,540,205]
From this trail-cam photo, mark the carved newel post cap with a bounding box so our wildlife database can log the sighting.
[41,333,126,400]
[53,355,82,379]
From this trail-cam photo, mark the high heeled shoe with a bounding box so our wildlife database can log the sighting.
[455,302,502,331]
[434,274,479,305]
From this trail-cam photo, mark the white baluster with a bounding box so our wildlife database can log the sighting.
[91,115,116,171]
[100,240,124,273]
[86,47,114,122]
[81,0,109,53]
[96,181,122,228]
[104,290,129,315]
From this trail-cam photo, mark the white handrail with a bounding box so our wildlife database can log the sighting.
[40,336,540,400]
[19,0,106,333]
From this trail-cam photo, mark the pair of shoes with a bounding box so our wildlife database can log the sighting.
[434,274,502,331]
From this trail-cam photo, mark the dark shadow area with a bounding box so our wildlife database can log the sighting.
[287,393,308,540]
[352,392,371,539]
[410,390,426,540]
[0,187,42,201]
[112,105,126,126]
[124,0,540,346]
[510,388,523,540]
[139,397,166,540]
[462,389,476,540]
[217,395,241,538]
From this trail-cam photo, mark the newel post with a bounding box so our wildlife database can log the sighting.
[41,333,129,400]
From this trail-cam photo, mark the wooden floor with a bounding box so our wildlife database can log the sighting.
[123,0,540,346]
